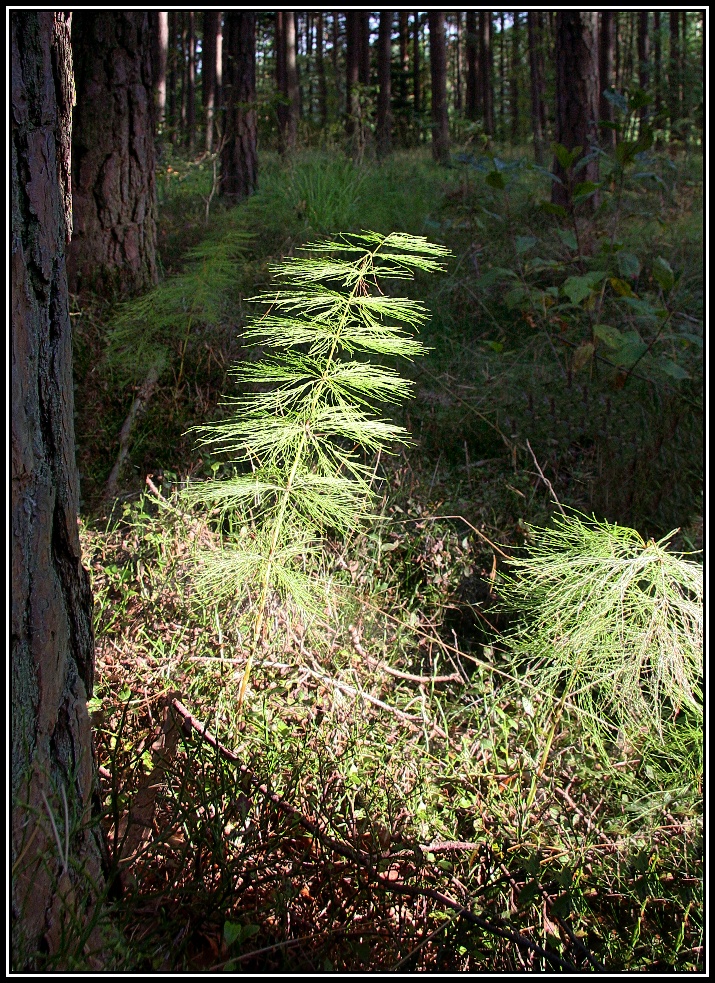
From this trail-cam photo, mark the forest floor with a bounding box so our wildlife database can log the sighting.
[69,143,703,972]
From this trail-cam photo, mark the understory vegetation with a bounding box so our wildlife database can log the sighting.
[70,141,702,971]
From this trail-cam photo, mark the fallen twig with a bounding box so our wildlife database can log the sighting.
[103,362,162,501]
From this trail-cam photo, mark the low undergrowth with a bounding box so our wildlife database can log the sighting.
[67,144,702,972]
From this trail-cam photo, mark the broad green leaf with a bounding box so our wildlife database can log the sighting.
[593,324,623,349]
[562,272,607,306]
[556,228,578,252]
[486,170,506,190]
[573,181,600,202]
[617,251,641,279]
[652,256,675,292]
[540,201,568,219]
[657,358,690,380]
[609,330,648,366]
[505,286,530,309]
[609,276,635,298]
[572,341,595,372]
[551,142,581,170]
[515,235,537,254]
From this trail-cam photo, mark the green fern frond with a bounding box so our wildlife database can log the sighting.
[186,231,450,711]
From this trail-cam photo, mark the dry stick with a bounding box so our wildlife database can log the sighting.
[525,439,566,516]
[349,624,463,685]
[168,698,578,973]
[103,362,162,501]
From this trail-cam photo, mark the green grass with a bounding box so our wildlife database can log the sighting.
[69,144,702,972]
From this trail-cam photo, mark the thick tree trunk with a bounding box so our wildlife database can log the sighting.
[376,11,392,157]
[168,10,177,139]
[11,12,100,967]
[221,12,257,201]
[669,12,681,137]
[68,12,158,296]
[653,11,662,120]
[598,11,616,150]
[465,10,478,122]
[552,12,600,210]
[428,12,450,165]
[358,11,371,86]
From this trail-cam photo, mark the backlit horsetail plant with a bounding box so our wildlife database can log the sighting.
[186,232,451,711]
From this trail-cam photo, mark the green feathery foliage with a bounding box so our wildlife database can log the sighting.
[106,225,251,384]
[186,231,451,709]
[498,511,703,751]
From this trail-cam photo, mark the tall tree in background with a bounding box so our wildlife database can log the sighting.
[345,11,360,136]
[11,12,99,966]
[153,11,169,133]
[186,11,196,153]
[527,11,547,162]
[358,11,371,86]
[69,12,157,295]
[413,12,421,117]
[465,10,478,122]
[203,10,221,151]
[551,12,600,210]
[428,11,450,165]
[221,12,257,201]
[315,12,328,127]
[479,11,494,136]
[637,12,650,123]
[598,11,616,151]
[653,11,663,121]
[376,11,393,158]
[669,12,681,137]
[511,12,520,142]
[276,11,299,153]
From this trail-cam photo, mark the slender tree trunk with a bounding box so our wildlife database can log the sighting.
[69,12,158,296]
[511,12,520,143]
[465,10,478,122]
[680,10,688,122]
[551,12,600,210]
[526,10,546,165]
[428,11,450,165]
[376,11,393,158]
[316,12,328,126]
[285,11,299,149]
[637,12,650,123]
[499,12,506,139]
[669,12,681,138]
[276,11,288,148]
[455,13,463,113]
[154,12,169,133]
[168,11,177,139]
[413,12,421,117]
[11,13,100,967]
[332,11,342,114]
[653,11,662,120]
[186,11,196,153]
[203,10,220,151]
[479,11,494,136]
[221,12,257,201]
[358,11,371,86]
[346,11,360,136]
[599,11,616,150]
[179,12,187,134]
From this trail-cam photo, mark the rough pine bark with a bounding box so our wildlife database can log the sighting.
[220,11,257,201]
[68,11,158,296]
[551,12,600,210]
[11,11,100,967]
[428,11,450,165]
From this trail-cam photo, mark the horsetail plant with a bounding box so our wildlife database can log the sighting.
[186,232,451,711]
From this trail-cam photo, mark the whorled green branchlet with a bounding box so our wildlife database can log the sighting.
[186,232,451,709]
